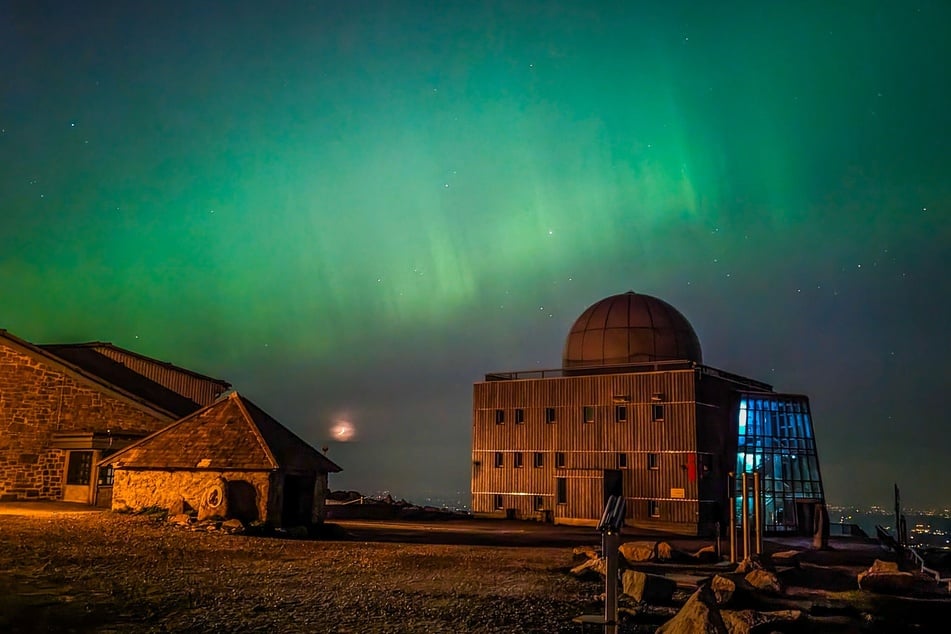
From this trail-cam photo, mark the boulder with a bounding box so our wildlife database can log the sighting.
[572,545,601,561]
[857,559,920,595]
[692,545,720,563]
[744,568,783,594]
[656,586,728,634]
[768,549,801,568]
[221,518,245,534]
[621,570,677,603]
[734,556,771,574]
[656,541,674,561]
[570,557,607,580]
[710,575,736,606]
[620,541,657,563]
[720,609,803,634]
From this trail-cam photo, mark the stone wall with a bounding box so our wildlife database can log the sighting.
[112,469,272,522]
[0,341,170,501]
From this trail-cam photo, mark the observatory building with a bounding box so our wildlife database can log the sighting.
[471,291,825,536]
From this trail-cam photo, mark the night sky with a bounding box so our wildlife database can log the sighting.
[2,1,948,509]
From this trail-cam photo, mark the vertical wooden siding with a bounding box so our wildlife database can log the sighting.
[472,369,707,531]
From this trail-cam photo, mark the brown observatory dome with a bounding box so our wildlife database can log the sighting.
[562,291,702,368]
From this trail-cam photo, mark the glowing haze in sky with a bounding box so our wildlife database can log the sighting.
[2,2,948,508]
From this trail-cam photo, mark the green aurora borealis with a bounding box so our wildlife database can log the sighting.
[2,1,949,507]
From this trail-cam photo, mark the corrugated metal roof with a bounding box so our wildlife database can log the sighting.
[103,392,342,474]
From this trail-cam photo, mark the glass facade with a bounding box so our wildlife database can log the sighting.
[735,394,825,532]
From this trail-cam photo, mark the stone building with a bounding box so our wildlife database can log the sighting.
[0,330,229,506]
[472,291,826,536]
[103,391,342,526]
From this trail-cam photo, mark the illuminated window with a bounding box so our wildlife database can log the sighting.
[495,409,505,424]
[615,406,627,422]
[556,478,567,504]
[494,494,503,510]
[555,452,566,468]
[651,404,665,422]
[66,451,93,486]
[494,452,503,468]
[533,452,544,468]
[545,407,556,423]
[514,452,524,468]
[647,453,659,470]
[616,453,627,469]
[648,500,660,518]
[515,408,525,424]
[98,465,114,486]
[583,406,595,423]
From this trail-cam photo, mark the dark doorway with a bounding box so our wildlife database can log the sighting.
[603,469,623,505]
[281,474,316,526]
[227,480,259,523]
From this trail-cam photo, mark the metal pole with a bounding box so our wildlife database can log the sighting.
[741,472,749,561]
[604,530,619,634]
[728,473,736,563]
[753,471,762,555]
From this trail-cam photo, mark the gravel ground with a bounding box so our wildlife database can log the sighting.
[0,512,605,633]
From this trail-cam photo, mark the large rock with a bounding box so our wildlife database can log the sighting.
[692,545,720,563]
[572,545,601,561]
[710,575,736,606]
[656,541,674,561]
[619,541,657,563]
[570,556,607,580]
[621,570,677,603]
[768,549,801,569]
[744,568,783,594]
[656,586,728,634]
[857,559,920,594]
[720,609,803,634]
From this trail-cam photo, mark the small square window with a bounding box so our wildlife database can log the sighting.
[97,464,114,486]
[616,453,627,469]
[494,494,504,510]
[555,452,566,468]
[648,500,660,518]
[652,404,665,422]
[514,452,524,468]
[583,406,595,423]
[545,407,556,423]
[495,409,505,424]
[494,452,503,468]
[556,478,567,504]
[615,405,627,422]
[515,408,525,424]
[533,452,544,468]
[534,495,544,511]
[647,453,659,470]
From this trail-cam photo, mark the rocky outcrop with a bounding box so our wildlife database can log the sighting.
[720,608,803,634]
[619,541,658,563]
[656,586,728,634]
[621,570,677,603]
[710,575,736,605]
[744,568,783,594]
[857,559,925,595]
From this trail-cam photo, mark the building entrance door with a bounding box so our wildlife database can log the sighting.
[63,450,94,503]
[603,469,623,505]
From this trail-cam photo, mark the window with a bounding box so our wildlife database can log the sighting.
[534,495,544,511]
[615,405,627,422]
[647,453,659,470]
[66,451,93,486]
[616,453,627,469]
[583,406,595,423]
[515,408,525,424]
[556,478,567,504]
[494,452,503,468]
[514,452,524,468]
[555,452,566,468]
[494,494,504,510]
[98,465,114,486]
[648,500,660,518]
[495,409,505,424]
[545,407,556,423]
[533,452,544,468]
[652,404,665,422]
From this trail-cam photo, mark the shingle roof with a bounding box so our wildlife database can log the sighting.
[103,392,342,474]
